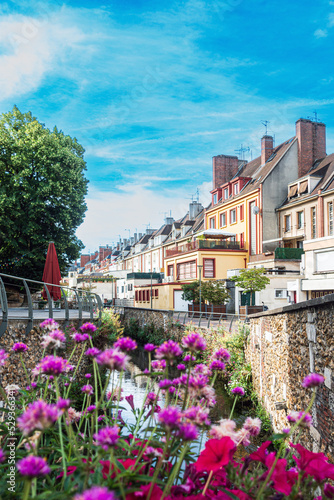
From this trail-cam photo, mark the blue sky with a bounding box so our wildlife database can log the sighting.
[1,0,334,252]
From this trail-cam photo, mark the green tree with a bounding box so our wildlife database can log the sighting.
[181,281,200,303]
[231,268,270,305]
[0,107,88,281]
[201,280,230,305]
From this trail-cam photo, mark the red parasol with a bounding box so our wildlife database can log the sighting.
[42,242,62,301]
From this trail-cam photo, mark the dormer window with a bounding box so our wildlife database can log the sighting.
[224,188,228,199]
[233,184,238,195]
[213,193,218,205]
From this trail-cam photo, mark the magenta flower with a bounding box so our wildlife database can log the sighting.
[85,373,92,379]
[184,406,211,426]
[178,423,199,441]
[231,387,245,396]
[287,411,312,428]
[97,415,106,423]
[85,347,100,358]
[177,363,186,371]
[158,406,182,429]
[151,359,166,371]
[17,400,59,435]
[144,343,156,352]
[125,395,135,410]
[159,379,174,390]
[182,332,206,352]
[302,373,325,388]
[0,448,5,463]
[12,342,29,352]
[96,348,129,371]
[40,318,59,330]
[41,329,66,349]
[85,405,96,414]
[0,349,8,367]
[209,360,226,371]
[145,392,159,406]
[212,348,231,362]
[56,398,71,411]
[155,340,183,363]
[243,417,261,436]
[114,337,137,352]
[74,486,115,500]
[72,333,90,343]
[183,354,196,363]
[17,456,50,478]
[39,355,69,376]
[81,384,94,395]
[94,426,119,450]
[80,322,97,333]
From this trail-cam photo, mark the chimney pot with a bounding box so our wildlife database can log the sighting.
[261,135,274,165]
[212,155,239,189]
[296,118,326,177]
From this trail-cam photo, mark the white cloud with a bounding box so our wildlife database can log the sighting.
[314,28,328,38]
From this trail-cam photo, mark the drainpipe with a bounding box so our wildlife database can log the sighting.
[318,190,324,238]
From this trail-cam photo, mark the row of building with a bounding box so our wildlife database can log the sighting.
[68,117,334,313]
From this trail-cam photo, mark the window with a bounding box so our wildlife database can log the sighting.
[224,188,228,199]
[297,211,304,229]
[284,215,291,232]
[213,193,217,205]
[209,217,216,229]
[275,289,287,299]
[220,212,226,227]
[155,288,159,297]
[167,264,174,277]
[240,233,244,248]
[145,290,150,301]
[121,286,124,293]
[135,291,138,301]
[234,183,238,195]
[128,284,133,291]
[239,204,244,221]
[230,209,236,224]
[311,207,316,238]
[328,202,333,236]
[177,260,197,280]
[139,290,142,301]
[203,259,215,278]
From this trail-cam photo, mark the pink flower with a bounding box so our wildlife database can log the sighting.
[12,342,29,352]
[126,484,162,500]
[302,372,325,388]
[56,398,71,411]
[72,333,90,343]
[17,456,50,478]
[155,340,183,362]
[80,322,97,333]
[212,348,231,362]
[94,426,119,450]
[195,436,236,472]
[85,347,100,358]
[66,407,82,424]
[265,452,291,495]
[96,348,129,371]
[40,318,59,330]
[0,349,8,367]
[182,332,206,352]
[144,343,156,352]
[209,419,238,443]
[151,359,166,371]
[74,486,115,500]
[243,417,261,436]
[177,423,199,441]
[210,360,226,371]
[81,384,94,395]
[184,406,210,426]
[231,386,245,396]
[125,395,135,410]
[39,355,70,376]
[249,441,271,464]
[0,448,5,463]
[17,400,59,435]
[41,329,66,349]
[287,410,312,428]
[158,406,182,429]
[114,337,137,352]
[292,443,334,482]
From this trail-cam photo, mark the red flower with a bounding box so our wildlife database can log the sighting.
[195,437,235,472]
[265,453,291,495]
[292,443,334,482]
[126,484,163,500]
[249,441,271,464]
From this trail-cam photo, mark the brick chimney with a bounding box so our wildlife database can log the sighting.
[296,119,326,177]
[212,155,239,189]
[261,135,274,165]
[80,254,90,267]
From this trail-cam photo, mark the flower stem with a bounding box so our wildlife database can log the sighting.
[229,395,238,419]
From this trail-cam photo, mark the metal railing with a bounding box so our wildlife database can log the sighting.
[0,273,103,337]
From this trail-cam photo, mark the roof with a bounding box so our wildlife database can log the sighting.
[194,229,236,239]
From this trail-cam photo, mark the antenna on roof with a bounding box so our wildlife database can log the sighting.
[307,110,319,122]
[187,189,200,203]
[261,120,270,135]
[234,144,250,160]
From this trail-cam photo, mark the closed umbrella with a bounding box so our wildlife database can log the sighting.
[42,242,62,301]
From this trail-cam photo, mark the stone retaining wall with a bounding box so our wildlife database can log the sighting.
[247,294,334,458]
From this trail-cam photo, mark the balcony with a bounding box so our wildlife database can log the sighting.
[165,239,241,257]
[274,247,304,260]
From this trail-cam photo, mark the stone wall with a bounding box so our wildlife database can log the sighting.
[247,294,334,457]
[0,319,88,397]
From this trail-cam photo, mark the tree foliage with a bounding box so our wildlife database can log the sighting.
[181,280,230,305]
[0,107,88,281]
[231,268,270,294]
[181,281,200,303]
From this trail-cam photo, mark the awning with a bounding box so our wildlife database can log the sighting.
[299,180,308,194]
[288,184,298,197]
[194,229,236,239]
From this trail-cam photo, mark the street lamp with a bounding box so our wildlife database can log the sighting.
[198,264,203,313]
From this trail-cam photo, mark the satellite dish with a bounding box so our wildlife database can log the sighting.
[253,206,260,215]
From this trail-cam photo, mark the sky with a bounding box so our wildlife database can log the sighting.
[0,0,334,253]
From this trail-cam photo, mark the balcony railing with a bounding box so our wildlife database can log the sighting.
[165,239,241,257]
[274,247,304,260]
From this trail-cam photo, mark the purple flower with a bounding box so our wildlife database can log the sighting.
[85,373,92,379]
[97,415,106,423]
[159,379,174,390]
[177,423,199,441]
[145,392,159,406]
[56,398,71,411]
[41,329,66,349]
[85,347,100,358]
[81,384,94,395]
[302,373,325,388]
[114,337,137,352]
[94,426,119,450]
[0,448,5,463]
[72,333,90,343]
[17,400,59,435]
[177,363,186,371]
[17,456,50,478]
[80,322,97,333]
[125,395,135,410]
[212,348,231,362]
[74,486,116,500]
[155,340,183,363]
[151,359,166,371]
[39,355,70,376]
[144,343,156,352]
[12,342,29,352]
[0,349,8,367]
[40,318,59,330]
[183,406,211,426]
[182,332,206,352]
[96,348,129,371]
[209,360,226,371]
[183,354,196,363]
[231,386,245,396]
[287,411,312,428]
[31,382,37,389]
[158,406,182,429]
[85,405,96,414]
[243,417,261,436]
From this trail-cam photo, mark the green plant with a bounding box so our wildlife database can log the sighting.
[97,309,124,344]
[231,268,270,305]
